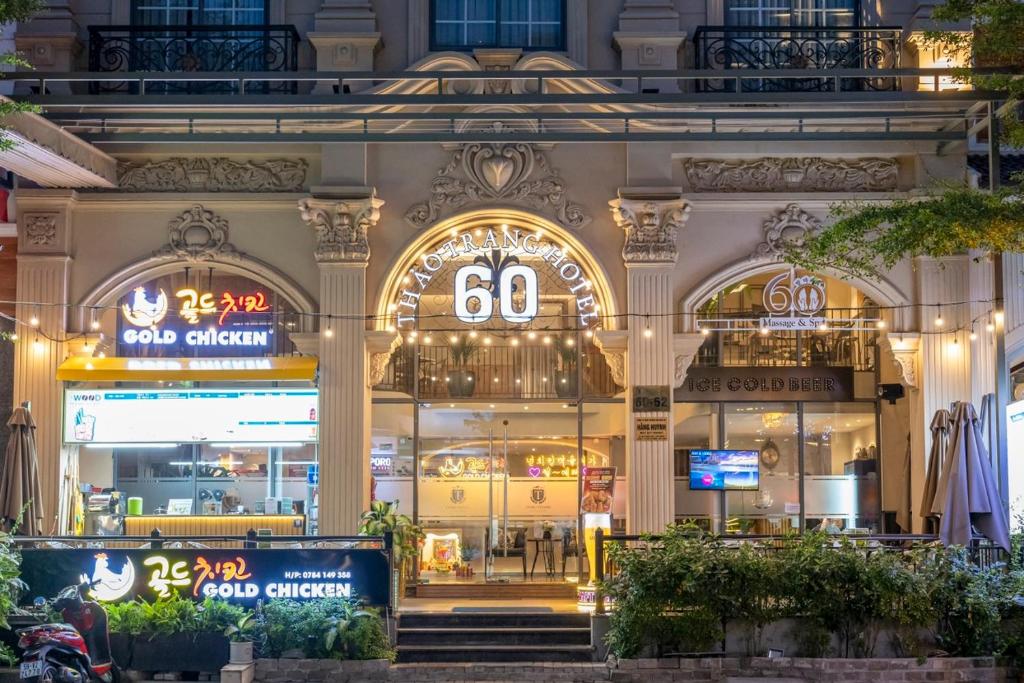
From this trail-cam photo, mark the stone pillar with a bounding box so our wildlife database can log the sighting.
[309,0,380,93]
[607,188,690,534]
[612,0,686,93]
[298,188,384,534]
[14,2,80,94]
[13,190,76,534]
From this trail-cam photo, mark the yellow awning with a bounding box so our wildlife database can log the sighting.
[56,356,318,382]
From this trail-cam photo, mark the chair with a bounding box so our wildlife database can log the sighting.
[487,526,527,579]
[561,527,580,579]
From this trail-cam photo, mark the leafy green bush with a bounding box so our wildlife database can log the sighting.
[257,598,394,661]
[0,525,25,665]
[603,526,1024,661]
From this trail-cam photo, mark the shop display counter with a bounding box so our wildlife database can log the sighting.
[124,514,305,539]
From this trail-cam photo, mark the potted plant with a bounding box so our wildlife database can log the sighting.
[225,613,256,664]
[359,500,424,602]
[555,338,578,399]
[446,335,478,398]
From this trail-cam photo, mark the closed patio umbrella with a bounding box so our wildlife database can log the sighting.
[919,408,950,530]
[1,404,44,535]
[936,402,1011,552]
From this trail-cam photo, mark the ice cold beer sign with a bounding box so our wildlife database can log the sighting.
[393,228,600,329]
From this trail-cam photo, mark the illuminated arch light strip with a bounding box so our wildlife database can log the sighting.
[375,210,618,332]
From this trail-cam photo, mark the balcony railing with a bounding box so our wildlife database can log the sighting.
[694,309,879,371]
[87,24,300,94]
[693,26,901,92]
[374,339,620,400]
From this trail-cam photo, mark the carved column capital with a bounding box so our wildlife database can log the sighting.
[672,333,705,389]
[882,332,921,389]
[594,329,629,388]
[298,189,384,263]
[366,330,402,387]
[609,189,689,265]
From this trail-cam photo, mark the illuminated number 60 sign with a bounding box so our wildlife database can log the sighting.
[454,264,538,324]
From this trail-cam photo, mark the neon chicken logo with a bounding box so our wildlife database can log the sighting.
[122,287,169,327]
[80,553,136,602]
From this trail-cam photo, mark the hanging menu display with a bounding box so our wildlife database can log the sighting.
[64,388,318,444]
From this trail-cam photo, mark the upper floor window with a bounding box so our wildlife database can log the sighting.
[132,0,267,26]
[431,0,566,51]
[725,0,858,27]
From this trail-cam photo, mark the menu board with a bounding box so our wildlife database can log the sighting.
[581,467,616,514]
[64,389,318,445]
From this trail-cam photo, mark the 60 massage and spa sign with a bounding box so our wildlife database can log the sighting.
[392,227,602,330]
[18,548,391,607]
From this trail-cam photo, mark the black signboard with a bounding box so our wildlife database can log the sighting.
[18,547,391,607]
[675,366,854,403]
[632,385,671,412]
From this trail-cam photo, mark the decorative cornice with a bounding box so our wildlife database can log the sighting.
[366,330,402,387]
[118,158,308,192]
[155,205,242,262]
[673,333,706,389]
[682,157,899,193]
[405,141,590,231]
[609,190,689,264]
[594,329,628,388]
[299,193,385,263]
[752,204,822,261]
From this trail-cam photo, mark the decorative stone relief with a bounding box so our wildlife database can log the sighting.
[404,142,590,231]
[609,194,689,264]
[673,333,706,389]
[299,194,385,263]
[118,158,308,192]
[882,332,920,389]
[366,331,403,387]
[23,214,58,246]
[751,204,822,260]
[682,157,899,193]
[155,205,242,262]
[594,330,629,388]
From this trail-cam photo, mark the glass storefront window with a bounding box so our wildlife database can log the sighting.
[674,403,719,531]
[724,403,799,535]
[371,402,415,518]
[803,403,879,532]
[113,445,194,514]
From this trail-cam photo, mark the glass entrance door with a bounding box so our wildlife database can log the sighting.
[416,402,584,583]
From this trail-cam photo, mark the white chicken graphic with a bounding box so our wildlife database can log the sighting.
[122,287,169,327]
[81,553,135,602]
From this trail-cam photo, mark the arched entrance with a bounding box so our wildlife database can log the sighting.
[370,210,623,593]
[674,265,898,536]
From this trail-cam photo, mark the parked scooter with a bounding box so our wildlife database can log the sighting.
[16,583,120,683]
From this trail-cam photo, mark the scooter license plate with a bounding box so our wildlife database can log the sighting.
[19,660,43,679]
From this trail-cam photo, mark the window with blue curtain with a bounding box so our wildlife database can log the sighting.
[132,0,267,26]
[431,0,566,51]
[725,0,859,27]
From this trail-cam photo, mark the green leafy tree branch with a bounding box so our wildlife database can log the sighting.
[0,0,43,151]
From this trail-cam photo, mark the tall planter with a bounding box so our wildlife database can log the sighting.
[447,369,476,398]
[110,632,229,673]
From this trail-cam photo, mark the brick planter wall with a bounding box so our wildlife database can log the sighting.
[608,656,1016,683]
[254,658,390,682]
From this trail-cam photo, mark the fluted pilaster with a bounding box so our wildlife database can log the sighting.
[611,188,689,534]
[13,190,76,534]
[298,188,383,534]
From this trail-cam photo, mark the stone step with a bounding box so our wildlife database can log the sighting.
[394,644,595,663]
[389,662,608,681]
[398,611,589,629]
[397,626,592,646]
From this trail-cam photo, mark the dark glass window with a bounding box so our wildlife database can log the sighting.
[725,0,859,27]
[431,0,566,51]
[132,0,267,26]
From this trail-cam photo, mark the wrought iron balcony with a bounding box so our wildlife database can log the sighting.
[87,24,300,94]
[693,26,901,92]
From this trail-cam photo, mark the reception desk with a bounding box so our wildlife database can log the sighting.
[124,514,306,538]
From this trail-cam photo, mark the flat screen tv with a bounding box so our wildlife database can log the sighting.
[688,449,759,491]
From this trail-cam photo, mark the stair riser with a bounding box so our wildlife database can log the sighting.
[397,631,591,646]
[395,650,593,663]
[399,615,590,629]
